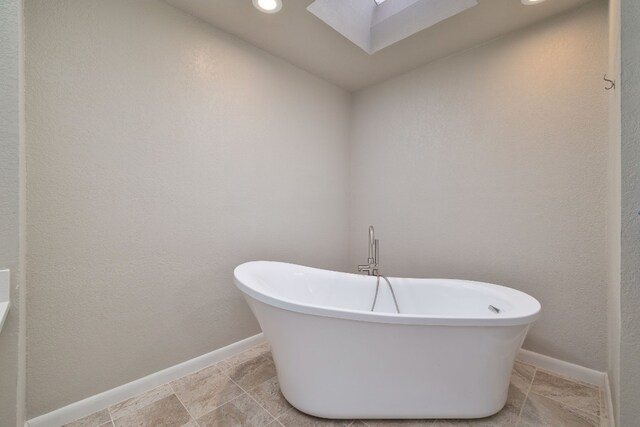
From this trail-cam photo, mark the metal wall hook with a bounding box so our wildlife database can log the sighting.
[604,74,616,90]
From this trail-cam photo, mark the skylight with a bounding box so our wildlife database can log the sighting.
[307,0,478,55]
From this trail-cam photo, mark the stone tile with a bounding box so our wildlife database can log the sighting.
[530,370,600,416]
[65,351,609,427]
[512,361,536,383]
[215,359,234,371]
[254,343,273,363]
[252,342,271,355]
[171,364,244,419]
[278,407,352,427]
[365,420,434,426]
[511,369,533,397]
[247,377,292,418]
[228,356,277,390]
[519,392,600,427]
[224,344,270,369]
[112,394,193,427]
[431,414,509,427]
[196,393,275,427]
[109,384,173,420]
[63,409,111,427]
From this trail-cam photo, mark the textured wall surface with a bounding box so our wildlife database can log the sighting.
[0,0,26,425]
[620,0,640,424]
[349,1,609,370]
[25,0,350,416]
[24,0,615,419]
[606,0,621,420]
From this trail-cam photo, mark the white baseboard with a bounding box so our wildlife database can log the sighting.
[517,348,606,387]
[26,333,265,427]
[517,349,613,426]
[27,337,610,427]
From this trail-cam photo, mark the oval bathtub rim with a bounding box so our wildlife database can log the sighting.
[233,261,541,327]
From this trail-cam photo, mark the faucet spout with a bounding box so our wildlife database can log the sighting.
[368,225,375,264]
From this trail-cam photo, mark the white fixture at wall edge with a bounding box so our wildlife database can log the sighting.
[0,270,10,334]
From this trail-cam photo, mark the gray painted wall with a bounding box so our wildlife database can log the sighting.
[606,0,621,421]
[620,0,640,424]
[0,0,26,425]
[22,0,617,419]
[349,1,609,371]
[25,0,351,416]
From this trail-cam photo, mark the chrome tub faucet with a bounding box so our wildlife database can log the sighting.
[358,225,379,276]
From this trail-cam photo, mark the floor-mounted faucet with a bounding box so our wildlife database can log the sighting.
[358,225,379,276]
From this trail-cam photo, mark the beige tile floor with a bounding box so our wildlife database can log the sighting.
[63,343,610,427]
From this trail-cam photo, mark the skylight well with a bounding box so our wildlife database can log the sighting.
[307,0,478,55]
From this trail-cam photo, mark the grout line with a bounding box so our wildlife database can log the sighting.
[113,353,597,427]
[153,346,276,426]
[266,409,286,427]
[169,383,202,427]
[191,388,244,419]
[107,406,115,426]
[106,383,175,424]
[534,367,601,390]
[170,359,227,386]
[221,356,279,425]
[202,392,251,421]
[99,345,608,427]
[239,387,278,425]
[517,367,602,422]
[515,366,537,426]
[273,409,287,423]
[243,383,283,420]
[526,389,601,419]
[171,352,259,420]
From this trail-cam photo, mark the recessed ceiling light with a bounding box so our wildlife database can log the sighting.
[253,0,282,13]
[521,0,546,4]
[374,0,387,5]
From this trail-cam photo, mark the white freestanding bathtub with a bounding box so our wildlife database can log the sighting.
[234,261,541,420]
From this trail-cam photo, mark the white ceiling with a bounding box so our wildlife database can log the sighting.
[164,0,594,91]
